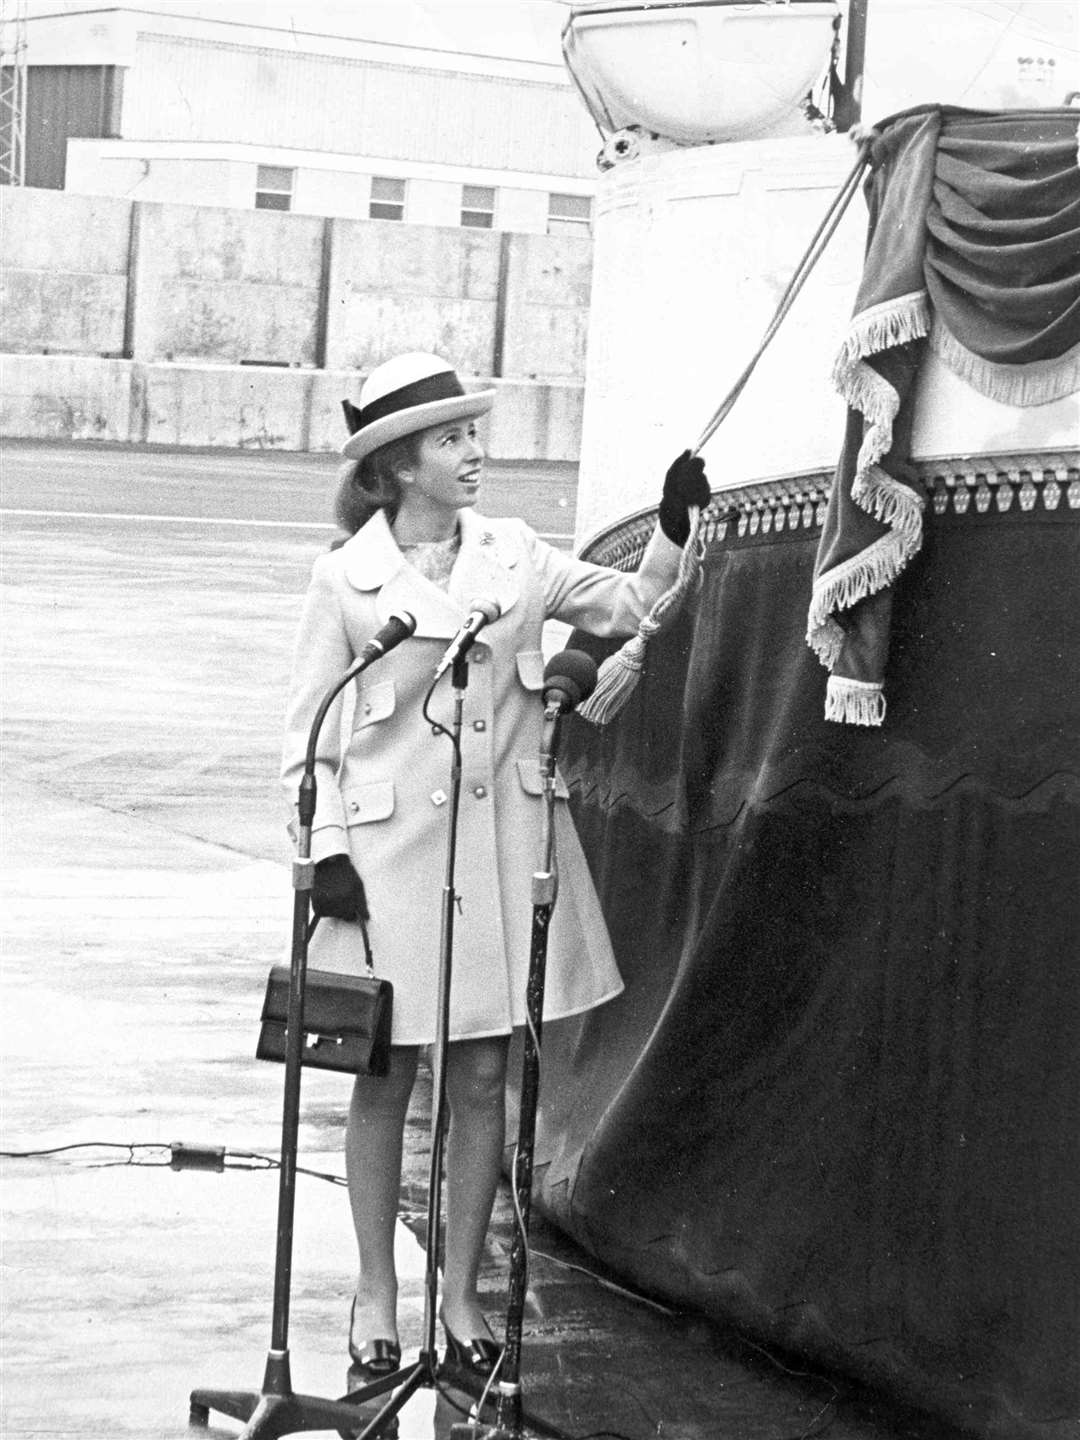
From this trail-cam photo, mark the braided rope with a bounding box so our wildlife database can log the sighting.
[576,140,872,727]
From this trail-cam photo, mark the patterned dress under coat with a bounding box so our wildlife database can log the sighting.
[281,504,682,1044]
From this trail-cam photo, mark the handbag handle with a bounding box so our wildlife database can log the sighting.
[305,912,377,978]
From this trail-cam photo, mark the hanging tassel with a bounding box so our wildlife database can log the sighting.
[577,506,705,725]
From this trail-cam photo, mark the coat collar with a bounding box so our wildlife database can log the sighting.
[340,508,520,640]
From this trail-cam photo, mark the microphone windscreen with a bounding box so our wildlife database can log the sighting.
[374,610,417,652]
[468,597,502,624]
[543,649,598,707]
[389,609,418,637]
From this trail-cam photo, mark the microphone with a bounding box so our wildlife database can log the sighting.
[542,650,598,716]
[434,598,501,678]
[353,610,417,670]
[301,611,417,807]
[539,650,597,777]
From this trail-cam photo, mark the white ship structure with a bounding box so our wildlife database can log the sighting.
[522,5,1080,1436]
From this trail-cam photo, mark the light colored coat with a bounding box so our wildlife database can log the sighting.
[281,505,682,1043]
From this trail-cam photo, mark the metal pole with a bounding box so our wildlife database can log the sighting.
[493,710,561,1437]
[834,0,868,133]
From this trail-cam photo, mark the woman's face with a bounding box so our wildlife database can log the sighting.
[401,417,485,516]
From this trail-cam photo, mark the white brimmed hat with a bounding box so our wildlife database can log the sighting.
[341,353,496,462]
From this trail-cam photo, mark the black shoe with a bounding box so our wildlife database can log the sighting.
[441,1318,501,1377]
[348,1296,401,1375]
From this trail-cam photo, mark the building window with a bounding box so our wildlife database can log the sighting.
[370,176,406,221]
[461,184,495,229]
[548,192,592,236]
[255,165,293,211]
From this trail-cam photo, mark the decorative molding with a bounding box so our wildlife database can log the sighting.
[580,451,1080,568]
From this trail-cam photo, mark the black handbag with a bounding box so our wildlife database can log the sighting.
[256,916,393,1077]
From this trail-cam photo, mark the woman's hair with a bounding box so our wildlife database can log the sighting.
[333,431,423,534]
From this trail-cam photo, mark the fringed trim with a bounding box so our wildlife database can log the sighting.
[852,363,903,480]
[806,520,917,666]
[852,464,924,552]
[831,291,931,395]
[930,318,1080,407]
[824,675,886,727]
[831,291,931,483]
[809,613,846,671]
[578,507,704,726]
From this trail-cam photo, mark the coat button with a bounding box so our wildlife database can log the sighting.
[471,650,488,665]
[473,785,488,799]
[473,719,486,732]
[348,800,360,812]
[431,790,448,807]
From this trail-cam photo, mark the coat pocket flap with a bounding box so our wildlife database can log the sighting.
[515,760,569,799]
[342,781,395,824]
[515,650,545,691]
[354,680,395,730]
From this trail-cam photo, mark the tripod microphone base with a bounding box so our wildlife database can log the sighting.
[190,1352,428,1440]
[189,1388,387,1439]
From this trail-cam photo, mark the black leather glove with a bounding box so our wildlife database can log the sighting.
[312,853,370,922]
[658,450,710,546]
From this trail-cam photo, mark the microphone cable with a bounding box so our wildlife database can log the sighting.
[0,1138,347,1185]
[421,669,462,763]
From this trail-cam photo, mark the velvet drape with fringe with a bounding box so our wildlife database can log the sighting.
[808,105,1080,724]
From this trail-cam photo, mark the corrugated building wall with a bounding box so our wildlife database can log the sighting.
[120,34,597,178]
[23,64,122,188]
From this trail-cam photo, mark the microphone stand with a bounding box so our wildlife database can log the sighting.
[419,648,470,1378]
[485,702,565,1440]
[190,641,433,1439]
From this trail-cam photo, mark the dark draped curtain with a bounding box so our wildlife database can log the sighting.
[526,463,1080,1439]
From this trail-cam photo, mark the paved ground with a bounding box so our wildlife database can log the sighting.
[1,441,962,1440]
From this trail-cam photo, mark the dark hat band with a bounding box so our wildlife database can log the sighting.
[357,369,466,434]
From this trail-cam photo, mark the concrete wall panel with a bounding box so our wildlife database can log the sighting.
[329,292,498,377]
[485,377,584,461]
[1,272,129,357]
[130,202,325,364]
[1,185,131,272]
[499,232,593,381]
[1,187,131,357]
[338,219,500,297]
[325,221,502,375]
[0,353,134,441]
[308,369,361,455]
[143,281,321,366]
[139,363,316,449]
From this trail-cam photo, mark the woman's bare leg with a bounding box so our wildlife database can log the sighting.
[440,1035,510,1340]
[344,1045,420,1345]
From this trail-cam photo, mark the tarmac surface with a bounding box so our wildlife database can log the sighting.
[1,441,963,1440]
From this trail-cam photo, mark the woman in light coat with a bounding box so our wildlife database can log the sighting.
[280,352,709,1379]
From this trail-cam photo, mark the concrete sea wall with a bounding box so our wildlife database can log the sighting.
[0,187,588,459]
